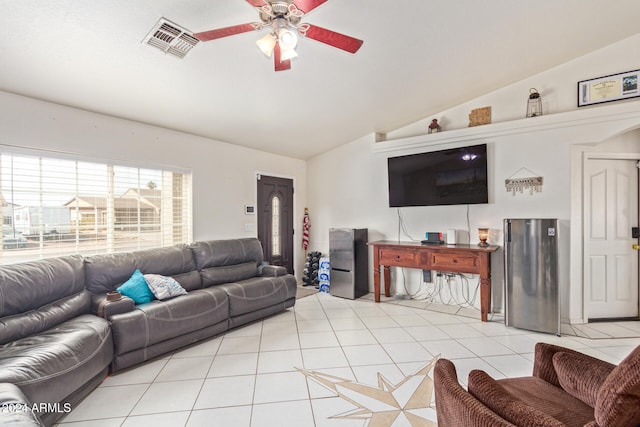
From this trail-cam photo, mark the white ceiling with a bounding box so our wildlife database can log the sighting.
[1,1,639,159]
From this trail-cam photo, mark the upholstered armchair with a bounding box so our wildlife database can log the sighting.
[433,342,640,427]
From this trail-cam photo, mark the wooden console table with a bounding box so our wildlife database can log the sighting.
[368,241,500,322]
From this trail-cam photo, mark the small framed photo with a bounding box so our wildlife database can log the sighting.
[578,69,639,107]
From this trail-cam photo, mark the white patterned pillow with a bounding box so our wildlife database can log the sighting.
[144,274,187,300]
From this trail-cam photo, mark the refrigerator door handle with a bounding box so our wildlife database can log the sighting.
[506,221,512,243]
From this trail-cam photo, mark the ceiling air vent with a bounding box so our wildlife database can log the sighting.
[144,18,199,59]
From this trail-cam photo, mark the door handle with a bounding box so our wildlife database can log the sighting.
[633,244,640,251]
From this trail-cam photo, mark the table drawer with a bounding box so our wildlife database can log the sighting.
[379,248,420,266]
[430,253,479,272]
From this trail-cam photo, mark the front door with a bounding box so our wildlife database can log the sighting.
[257,175,294,274]
[585,158,639,319]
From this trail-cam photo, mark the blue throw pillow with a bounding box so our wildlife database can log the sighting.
[117,269,154,304]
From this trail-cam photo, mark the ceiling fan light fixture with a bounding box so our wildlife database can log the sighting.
[277,28,298,51]
[279,45,298,61]
[256,32,277,57]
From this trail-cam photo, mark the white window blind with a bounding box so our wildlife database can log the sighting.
[0,152,192,264]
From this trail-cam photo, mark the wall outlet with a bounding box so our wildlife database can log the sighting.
[423,269,432,282]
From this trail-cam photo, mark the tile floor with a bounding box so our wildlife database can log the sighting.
[56,291,640,427]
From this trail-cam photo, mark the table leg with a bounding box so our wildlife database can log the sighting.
[383,266,391,298]
[479,279,490,322]
[374,264,381,302]
[479,253,491,322]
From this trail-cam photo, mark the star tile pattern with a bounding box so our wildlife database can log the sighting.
[298,357,438,427]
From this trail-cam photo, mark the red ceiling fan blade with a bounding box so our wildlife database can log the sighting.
[194,23,260,41]
[274,42,291,71]
[292,0,329,14]
[299,24,363,53]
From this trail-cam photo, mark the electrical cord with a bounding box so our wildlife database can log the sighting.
[397,208,420,242]
[396,208,428,299]
[459,273,481,306]
[430,272,481,308]
[395,207,482,305]
[412,275,440,301]
[466,204,471,244]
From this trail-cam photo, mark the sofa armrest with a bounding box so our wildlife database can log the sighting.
[0,383,44,426]
[260,265,287,277]
[91,294,135,319]
[433,359,516,427]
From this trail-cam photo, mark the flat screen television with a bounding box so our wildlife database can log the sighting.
[387,144,488,207]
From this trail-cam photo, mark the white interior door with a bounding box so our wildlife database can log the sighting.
[585,158,639,319]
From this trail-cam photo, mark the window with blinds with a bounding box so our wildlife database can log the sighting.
[0,152,192,265]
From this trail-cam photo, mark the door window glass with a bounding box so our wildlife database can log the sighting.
[271,195,280,256]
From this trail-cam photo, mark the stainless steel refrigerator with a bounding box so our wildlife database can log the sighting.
[504,218,560,335]
[329,228,368,299]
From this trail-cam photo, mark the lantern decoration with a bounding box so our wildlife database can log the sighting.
[526,88,542,118]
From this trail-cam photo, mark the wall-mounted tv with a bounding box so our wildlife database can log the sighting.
[388,144,488,207]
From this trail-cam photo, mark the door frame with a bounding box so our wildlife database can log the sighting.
[581,152,640,323]
[254,171,297,276]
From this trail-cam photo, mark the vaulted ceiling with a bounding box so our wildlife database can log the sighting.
[2,1,639,159]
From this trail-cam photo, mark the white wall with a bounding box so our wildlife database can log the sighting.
[386,33,640,140]
[0,91,308,276]
[306,33,640,322]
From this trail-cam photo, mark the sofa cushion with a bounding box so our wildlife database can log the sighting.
[109,287,229,355]
[85,245,200,294]
[594,345,640,427]
[217,275,297,317]
[190,238,264,270]
[497,376,594,427]
[468,369,564,427]
[553,351,614,407]
[190,239,263,287]
[0,383,43,427]
[0,290,91,345]
[200,262,260,287]
[144,274,187,300]
[134,245,200,291]
[0,255,85,317]
[84,251,136,294]
[0,314,113,408]
[0,255,89,344]
[117,269,154,304]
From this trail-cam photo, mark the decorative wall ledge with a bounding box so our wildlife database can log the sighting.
[372,101,640,155]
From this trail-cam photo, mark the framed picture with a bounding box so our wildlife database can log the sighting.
[578,69,639,107]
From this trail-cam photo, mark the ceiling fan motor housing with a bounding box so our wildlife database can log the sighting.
[259,1,303,27]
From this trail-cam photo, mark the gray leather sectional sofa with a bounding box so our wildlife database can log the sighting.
[0,238,297,426]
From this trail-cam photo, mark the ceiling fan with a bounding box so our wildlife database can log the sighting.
[193,0,364,71]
